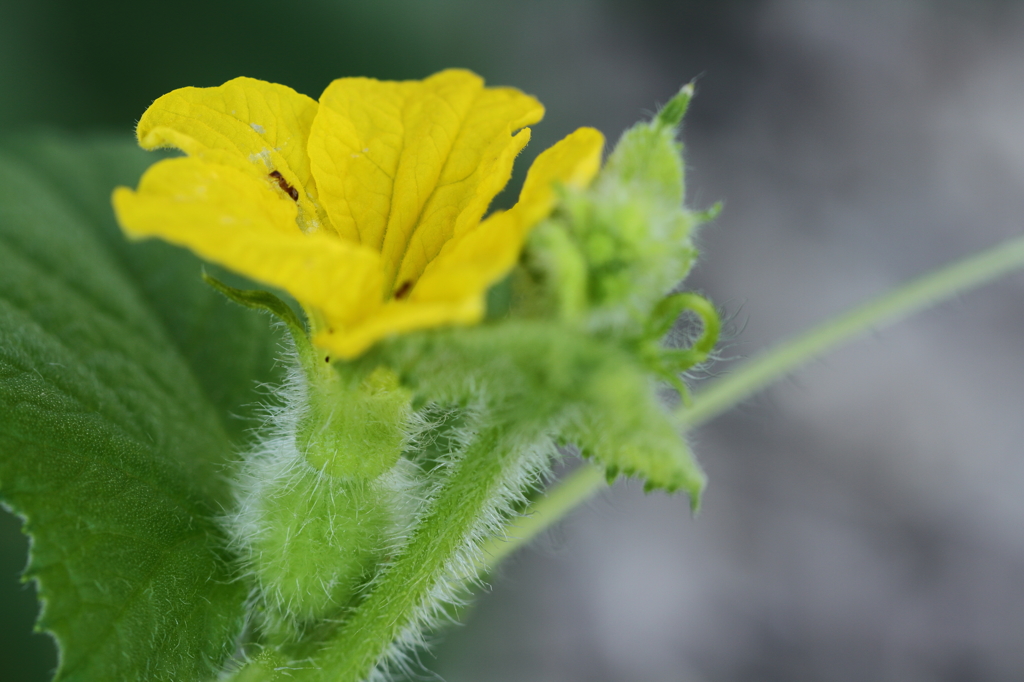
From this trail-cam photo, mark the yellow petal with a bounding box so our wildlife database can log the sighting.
[112,157,383,327]
[314,297,481,359]
[308,69,544,295]
[416,127,606,304]
[136,77,327,233]
[516,126,605,225]
[411,209,520,302]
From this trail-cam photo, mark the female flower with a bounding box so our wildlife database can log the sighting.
[113,69,604,358]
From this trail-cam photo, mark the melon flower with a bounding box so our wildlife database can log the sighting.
[113,69,605,359]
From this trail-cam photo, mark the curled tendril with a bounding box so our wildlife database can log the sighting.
[640,291,721,405]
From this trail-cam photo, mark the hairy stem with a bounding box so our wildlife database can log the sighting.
[483,234,1024,572]
[299,425,535,682]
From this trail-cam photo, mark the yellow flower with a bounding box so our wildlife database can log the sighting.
[113,69,604,358]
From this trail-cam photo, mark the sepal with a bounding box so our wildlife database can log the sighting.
[202,272,314,364]
[655,82,695,129]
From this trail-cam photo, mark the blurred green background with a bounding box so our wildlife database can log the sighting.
[0,0,755,169]
[4,1,1024,681]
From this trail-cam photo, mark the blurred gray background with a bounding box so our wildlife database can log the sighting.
[2,1,1022,680]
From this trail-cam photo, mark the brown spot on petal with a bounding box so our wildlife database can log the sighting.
[393,280,413,300]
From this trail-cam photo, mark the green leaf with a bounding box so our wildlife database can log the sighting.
[0,136,278,681]
[0,135,283,443]
[564,357,706,506]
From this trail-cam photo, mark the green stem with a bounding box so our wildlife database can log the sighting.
[476,462,606,575]
[681,234,1024,427]
[298,426,529,682]
[479,234,1024,574]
